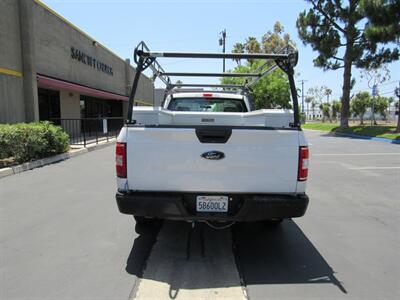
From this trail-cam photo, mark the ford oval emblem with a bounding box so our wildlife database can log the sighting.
[201,151,225,160]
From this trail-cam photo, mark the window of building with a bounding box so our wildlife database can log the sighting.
[79,95,122,118]
[38,88,60,122]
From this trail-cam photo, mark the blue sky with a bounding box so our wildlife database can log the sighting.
[41,0,399,101]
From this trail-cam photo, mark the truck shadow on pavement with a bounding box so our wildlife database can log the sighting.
[232,220,347,294]
[125,219,346,297]
[125,220,163,277]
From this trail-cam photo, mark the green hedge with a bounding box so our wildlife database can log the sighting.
[0,122,69,163]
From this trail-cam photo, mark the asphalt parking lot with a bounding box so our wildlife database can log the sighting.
[1,130,399,300]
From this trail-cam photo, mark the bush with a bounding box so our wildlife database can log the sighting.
[0,122,69,163]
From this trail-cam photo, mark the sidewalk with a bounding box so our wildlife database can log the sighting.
[0,138,116,179]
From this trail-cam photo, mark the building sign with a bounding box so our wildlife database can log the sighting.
[71,47,113,76]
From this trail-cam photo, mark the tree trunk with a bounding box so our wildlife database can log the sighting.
[340,45,353,129]
[397,100,400,133]
[360,114,364,125]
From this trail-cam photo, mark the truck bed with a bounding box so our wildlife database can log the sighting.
[131,107,294,128]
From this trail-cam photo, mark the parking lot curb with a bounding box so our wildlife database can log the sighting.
[333,132,400,144]
[303,129,400,144]
[0,140,116,179]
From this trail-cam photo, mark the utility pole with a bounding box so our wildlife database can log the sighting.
[219,29,226,72]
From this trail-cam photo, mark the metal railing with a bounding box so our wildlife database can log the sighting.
[52,117,124,147]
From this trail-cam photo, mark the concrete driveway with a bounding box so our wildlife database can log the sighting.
[1,131,399,300]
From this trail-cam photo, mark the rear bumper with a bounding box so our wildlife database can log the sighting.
[115,191,309,222]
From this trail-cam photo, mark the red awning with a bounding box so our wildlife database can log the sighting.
[37,74,128,101]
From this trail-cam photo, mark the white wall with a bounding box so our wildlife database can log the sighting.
[60,90,80,137]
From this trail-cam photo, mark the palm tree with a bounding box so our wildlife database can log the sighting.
[245,37,261,53]
[319,102,332,123]
[232,43,245,66]
[331,100,341,122]
[245,37,261,65]
[325,88,332,104]
[305,96,313,120]
[311,100,317,120]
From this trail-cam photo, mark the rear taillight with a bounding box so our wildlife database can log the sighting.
[116,142,127,178]
[298,146,309,181]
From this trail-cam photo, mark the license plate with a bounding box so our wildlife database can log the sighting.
[196,196,228,212]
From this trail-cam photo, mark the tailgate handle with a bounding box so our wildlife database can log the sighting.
[195,128,232,143]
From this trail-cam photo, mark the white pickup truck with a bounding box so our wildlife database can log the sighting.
[115,42,309,225]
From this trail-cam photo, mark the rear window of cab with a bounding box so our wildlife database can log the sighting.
[167,97,248,112]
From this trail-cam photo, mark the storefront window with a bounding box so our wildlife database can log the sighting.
[79,95,122,118]
[38,88,60,123]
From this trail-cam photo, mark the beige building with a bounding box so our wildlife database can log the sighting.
[0,0,154,126]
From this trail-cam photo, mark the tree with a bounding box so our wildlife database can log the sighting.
[374,96,389,120]
[360,65,391,88]
[305,96,314,118]
[387,96,395,120]
[250,66,291,109]
[308,86,327,104]
[232,43,245,66]
[221,63,292,109]
[222,22,295,109]
[297,0,399,129]
[360,65,390,124]
[396,101,400,132]
[319,102,331,122]
[262,22,292,54]
[351,91,372,125]
[311,99,318,120]
[308,86,329,120]
[331,100,341,121]
[361,0,400,45]
[325,88,332,103]
[244,37,261,65]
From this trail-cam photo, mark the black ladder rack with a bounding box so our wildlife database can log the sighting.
[127,41,300,127]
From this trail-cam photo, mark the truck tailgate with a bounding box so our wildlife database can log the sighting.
[126,127,299,193]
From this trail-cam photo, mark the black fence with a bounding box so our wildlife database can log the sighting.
[52,117,124,147]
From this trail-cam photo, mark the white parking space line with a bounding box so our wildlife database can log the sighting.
[313,153,400,156]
